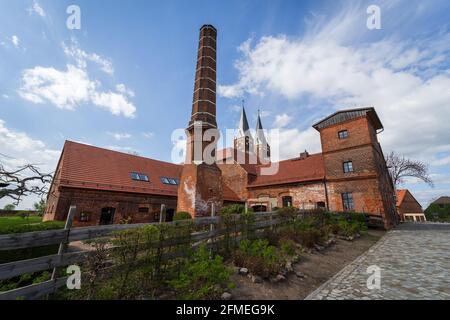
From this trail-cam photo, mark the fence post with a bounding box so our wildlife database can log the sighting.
[269,202,274,231]
[244,202,248,214]
[209,203,216,256]
[51,205,76,281]
[159,204,166,223]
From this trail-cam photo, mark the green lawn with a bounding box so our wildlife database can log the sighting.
[0,216,64,235]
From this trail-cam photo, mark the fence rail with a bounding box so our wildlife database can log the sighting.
[0,207,378,300]
[0,207,285,300]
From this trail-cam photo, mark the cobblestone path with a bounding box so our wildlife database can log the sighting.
[306,223,450,300]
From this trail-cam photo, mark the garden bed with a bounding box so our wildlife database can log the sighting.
[228,229,384,300]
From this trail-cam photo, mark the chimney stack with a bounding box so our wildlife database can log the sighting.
[300,150,309,159]
[177,25,223,218]
[189,25,217,130]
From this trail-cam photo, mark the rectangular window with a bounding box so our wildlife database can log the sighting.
[343,161,354,173]
[342,192,354,211]
[338,130,349,139]
[282,196,293,208]
[131,172,149,182]
[138,207,149,213]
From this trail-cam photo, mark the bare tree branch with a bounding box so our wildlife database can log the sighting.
[0,163,53,205]
[386,151,434,188]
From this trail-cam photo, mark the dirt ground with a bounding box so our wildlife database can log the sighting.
[229,229,385,300]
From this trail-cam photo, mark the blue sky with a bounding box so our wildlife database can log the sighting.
[1,0,450,209]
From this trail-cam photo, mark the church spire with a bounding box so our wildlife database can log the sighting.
[254,109,270,163]
[238,100,250,137]
[255,109,268,145]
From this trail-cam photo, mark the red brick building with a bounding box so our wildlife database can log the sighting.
[44,25,398,229]
[396,189,426,222]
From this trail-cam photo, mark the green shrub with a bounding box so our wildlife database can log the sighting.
[276,206,298,219]
[296,229,322,248]
[234,239,283,278]
[279,238,296,257]
[167,246,233,300]
[173,212,192,221]
[0,220,64,235]
[336,219,367,237]
[220,204,248,215]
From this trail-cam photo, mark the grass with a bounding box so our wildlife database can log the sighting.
[0,215,64,235]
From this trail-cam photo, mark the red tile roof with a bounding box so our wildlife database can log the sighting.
[396,189,408,207]
[249,153,325,187]
[58,141,182,197]
[57,141,243,202]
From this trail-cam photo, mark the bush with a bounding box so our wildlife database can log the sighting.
[0,220,64,235]
[279,238,297,257]
[276,206,298,219]
[337,220,367,237]
[220,204,248,215]
[167,246,233,300]
[234,239,283,278]
[173,212,192,221]
[296,229,322,248]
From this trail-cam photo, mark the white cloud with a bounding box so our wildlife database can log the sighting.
[19,40,137,117]
[116,83,135,97]
[219,4,450,162]
[432,156,450,167]
[27,0,46,17]
[273,113,292,128]
[92,92,136,118]
[63,40,114,75]
[106,145,140,155]
[273,127,321,160]
[19,65,95,109]
[11,35,20,48]
[108,132,132,141]
[19,64,136,118]
[142,132,154,139]
[0,119,60,209]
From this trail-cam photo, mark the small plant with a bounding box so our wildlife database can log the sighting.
[167,245,233,300]
[279,238,297,257]
[220,204,247,215]
[234,239,283,278]
[173,212,192,221]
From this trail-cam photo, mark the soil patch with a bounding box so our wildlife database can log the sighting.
[230,229,385,300]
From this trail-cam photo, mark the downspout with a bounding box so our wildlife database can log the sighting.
[323,180,330,211]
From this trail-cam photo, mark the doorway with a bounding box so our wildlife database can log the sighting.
[252,205,267,212]
[100,207,116,225]
[166,209,175,222]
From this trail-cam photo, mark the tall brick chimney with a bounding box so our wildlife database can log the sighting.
[177,25,223,217]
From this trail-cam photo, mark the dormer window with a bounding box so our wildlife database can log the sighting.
[160,177,179,185]
[131,172,149,182]
[338,130,349,139]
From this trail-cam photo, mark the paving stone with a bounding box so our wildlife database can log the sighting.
[305,223,450,300]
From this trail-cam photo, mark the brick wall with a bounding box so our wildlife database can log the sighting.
[318,115,398,228]
[247,182,327,210]
[43,187,177,227]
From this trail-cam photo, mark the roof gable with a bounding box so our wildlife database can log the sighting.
[313,107,383,131]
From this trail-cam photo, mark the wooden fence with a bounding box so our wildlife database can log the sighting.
[0,206,383,300]
[0,206,287,300]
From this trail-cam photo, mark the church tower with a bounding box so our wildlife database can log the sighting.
[254,111,271,164]
[233,105,255,164]
[177,25,223,217]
